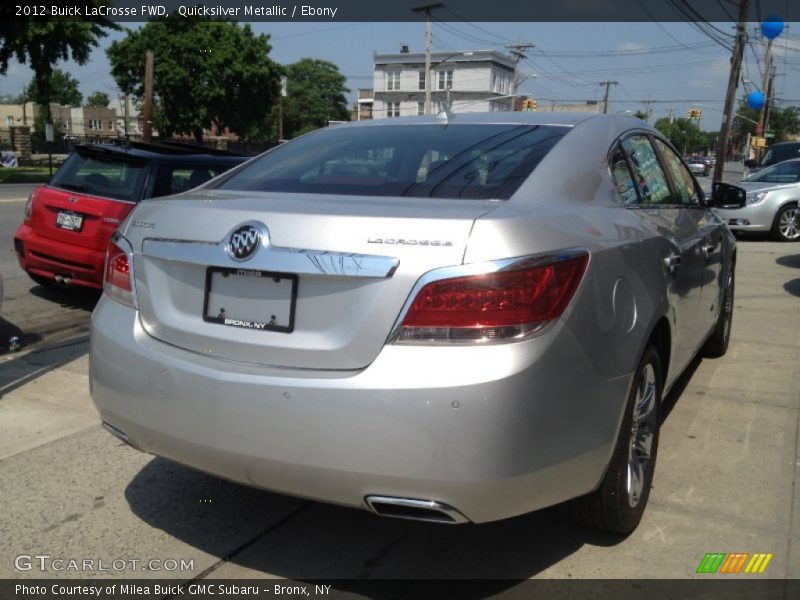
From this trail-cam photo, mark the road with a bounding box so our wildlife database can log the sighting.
[1,180,798,593]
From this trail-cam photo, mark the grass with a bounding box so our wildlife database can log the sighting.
[0,167,53,184]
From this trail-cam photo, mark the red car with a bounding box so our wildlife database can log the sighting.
[14,143,246,290]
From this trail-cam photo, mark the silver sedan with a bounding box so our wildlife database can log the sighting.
[90,113,737,533]
[715,158,800,241]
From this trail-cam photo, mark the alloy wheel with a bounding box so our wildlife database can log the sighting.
[627,363,657,508]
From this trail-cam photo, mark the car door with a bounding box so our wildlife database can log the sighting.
[616,134,708,373]
[654,138,724,341]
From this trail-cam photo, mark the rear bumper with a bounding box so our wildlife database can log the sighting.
[90,297,632,524]
[14,223,104,289]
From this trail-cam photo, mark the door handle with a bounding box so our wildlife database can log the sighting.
[664,253,682,268]
[702,242,716,255]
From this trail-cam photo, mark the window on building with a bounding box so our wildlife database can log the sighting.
[386,71,400,91]
[417,101,425,116]
[5,116,13,126]
[418,71,425,91]
[387,101,400,118]
[437,69,454,90]
[109,121,114,131]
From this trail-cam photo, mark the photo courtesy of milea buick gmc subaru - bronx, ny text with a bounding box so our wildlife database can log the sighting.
[90,112,739,533]
[14,142,246,290]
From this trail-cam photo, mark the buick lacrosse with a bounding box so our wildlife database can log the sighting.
[90,113,738,532]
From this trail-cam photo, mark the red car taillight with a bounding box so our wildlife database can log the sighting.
[104,236,136,308]
[397,252,589,343]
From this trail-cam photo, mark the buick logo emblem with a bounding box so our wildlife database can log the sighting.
[227,224,261,261]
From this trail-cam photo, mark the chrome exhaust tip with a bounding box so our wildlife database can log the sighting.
[54,275,64,286]
[364,495,469,524]
[102,421,138,449]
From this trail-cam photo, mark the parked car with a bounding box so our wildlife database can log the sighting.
[714,158,800,241]
[14,143,247,290]
[90,113,738,533]
[687,157,710,176]
[744,140,800,175]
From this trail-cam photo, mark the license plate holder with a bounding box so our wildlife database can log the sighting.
[203,267,297,333]
[56,210,83,232]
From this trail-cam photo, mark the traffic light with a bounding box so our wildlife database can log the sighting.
[522,99,537,112]
[687,108,702,119]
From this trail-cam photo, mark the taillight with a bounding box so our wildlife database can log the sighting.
[104,235,136,308]
[396,252,589,343]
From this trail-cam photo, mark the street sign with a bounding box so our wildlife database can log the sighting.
[764,132,775,138]
[752,136,766,148]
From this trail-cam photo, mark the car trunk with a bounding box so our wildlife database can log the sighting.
[127,190,494,370]
[31,184,136,251]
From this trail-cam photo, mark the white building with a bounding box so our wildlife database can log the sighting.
[373,49,516,118]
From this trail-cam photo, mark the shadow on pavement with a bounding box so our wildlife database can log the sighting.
[28,281,101,311]
[776,253,800,269]
[125,456,627,585]
[783,278,800,298]
[0,336,88,397]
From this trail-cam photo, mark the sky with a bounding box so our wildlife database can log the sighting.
[2,20,800,131]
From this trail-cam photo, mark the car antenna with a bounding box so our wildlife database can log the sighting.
[437,90,455,124]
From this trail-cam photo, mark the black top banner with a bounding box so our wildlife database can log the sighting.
[7,0,800,22]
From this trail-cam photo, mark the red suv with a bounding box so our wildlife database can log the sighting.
[14,143,246,290]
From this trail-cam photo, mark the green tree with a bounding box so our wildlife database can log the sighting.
[654,117,705,155]
[633,110,649,122]
[282,58,350,139]
[766,106,800,142]
[0,2,117,124]
[28,68,82,107]
[86,91,110,108]
[107,16,281,142]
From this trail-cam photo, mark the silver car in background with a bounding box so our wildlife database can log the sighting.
[715,158,800,241]
[90,113,737,533]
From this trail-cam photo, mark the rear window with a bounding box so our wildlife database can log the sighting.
[762,144,800,166]
[216,124,567,200]
[151,165,234,198]
[51,150,148,202]
[745,160,800,183]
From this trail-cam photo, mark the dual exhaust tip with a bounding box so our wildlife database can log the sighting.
[53,275,73,287]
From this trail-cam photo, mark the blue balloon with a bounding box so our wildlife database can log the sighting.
[762,16,784,39]
[747,91,765,110]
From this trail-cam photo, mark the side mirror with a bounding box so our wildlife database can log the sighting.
[743,159,757,168]
[709,182,746,209]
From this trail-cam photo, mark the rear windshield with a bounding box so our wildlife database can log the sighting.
[51,150,149,202]
[215,124,567,200]
[745,160,800,183]
[762,144,800,166]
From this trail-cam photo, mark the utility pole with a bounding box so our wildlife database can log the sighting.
[506,42,535,100]
[122,93,129,139]
[412,3,444,116]
[143,50,154,143]
[644,95,653,123]
[599,81,618,114]
[756,35,773,137]
[763,65,776,134]
[666,107,675,123]
[714,0,749,182]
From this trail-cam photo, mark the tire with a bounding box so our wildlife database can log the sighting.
[569,346,662,534]
[771,203,800,242]
[703,265,734,358]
